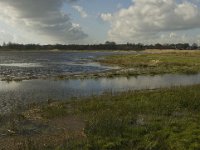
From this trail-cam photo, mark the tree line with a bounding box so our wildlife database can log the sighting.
[0,41,199,51]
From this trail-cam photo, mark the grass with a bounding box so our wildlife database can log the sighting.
[1,85,200,149]
[2,50,200,82]
[2,50,200,149]
[99,50,200,76]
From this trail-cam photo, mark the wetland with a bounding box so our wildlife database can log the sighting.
[1,50,200,149]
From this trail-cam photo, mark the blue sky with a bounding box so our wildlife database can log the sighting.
[0,0,200,44]
[64,0,132,43]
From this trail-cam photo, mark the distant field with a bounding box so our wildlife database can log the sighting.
[144,49,200,53]
[99,50,200,76]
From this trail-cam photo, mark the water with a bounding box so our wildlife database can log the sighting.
[0,51,120,80]
[1,51,200,113]
[1,73,200,113]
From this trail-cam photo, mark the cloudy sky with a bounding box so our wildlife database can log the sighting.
[0,0,200,44]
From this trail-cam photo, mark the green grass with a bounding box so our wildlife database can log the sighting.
[99,51,200,75]
[3,50,200,149]
[2,85,200,149]
[40,85,200,149]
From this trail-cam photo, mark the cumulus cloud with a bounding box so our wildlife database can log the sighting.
[102,0,200,44]
[0,30,14,43]
[0,0,88,44]
[73,5,88,18]
[100,13,112,22]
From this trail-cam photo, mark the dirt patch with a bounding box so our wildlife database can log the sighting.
[0,115,85,150]
[50,116,85,133]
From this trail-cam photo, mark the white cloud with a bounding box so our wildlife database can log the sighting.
[102,0,200,44]
[0,30,14,43]
[100,13,112,22]
[73,5,88,18]
[0,0,88,44]
[169,32,177,38]
[160,32,197,44]
[175,2,198,20]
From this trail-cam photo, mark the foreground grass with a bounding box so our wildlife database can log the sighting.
[1,85,200,149]
[99,50,200,76]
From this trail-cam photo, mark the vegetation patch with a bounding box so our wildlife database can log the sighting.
[1,85,200,149]
[99,50,200,76]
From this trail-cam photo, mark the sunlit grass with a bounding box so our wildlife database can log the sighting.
[2,83,200,149]
[99,51,200,75]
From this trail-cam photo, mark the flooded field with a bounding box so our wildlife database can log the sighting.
[1,51,200,149]
[1,51,200,113]
[1,73,200,113]
[0,51,120,80]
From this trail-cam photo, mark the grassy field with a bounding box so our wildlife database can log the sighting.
[1,84,200,149]
[99,50,200,76]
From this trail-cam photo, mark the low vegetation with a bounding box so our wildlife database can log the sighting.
[1,42,198,51]
[2,50,200,82]
[1,84,200,149]
[99,50,200,76]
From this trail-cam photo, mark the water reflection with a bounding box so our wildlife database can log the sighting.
[1,73,200,113]
[0,63,42,67]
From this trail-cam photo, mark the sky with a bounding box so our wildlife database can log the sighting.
[0,0,200,45]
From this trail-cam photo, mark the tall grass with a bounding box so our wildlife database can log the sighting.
[2,85,200,149]
[35,85,200,149]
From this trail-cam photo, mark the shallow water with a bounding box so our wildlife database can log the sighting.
[0,51,120,80]
[1,73,200,113]
[1,51,200,113]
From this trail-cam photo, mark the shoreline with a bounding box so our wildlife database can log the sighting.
[1,84,200,149]
[2,49,200,82]
[1,66,200,82]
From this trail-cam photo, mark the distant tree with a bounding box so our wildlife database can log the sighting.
[183,43,190,50]
[0,41,199,51]
[155,43,162,49]
[175,43,190,50]
[2,42,6,47]
[191,43,198,50]
[105,41,116,45]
